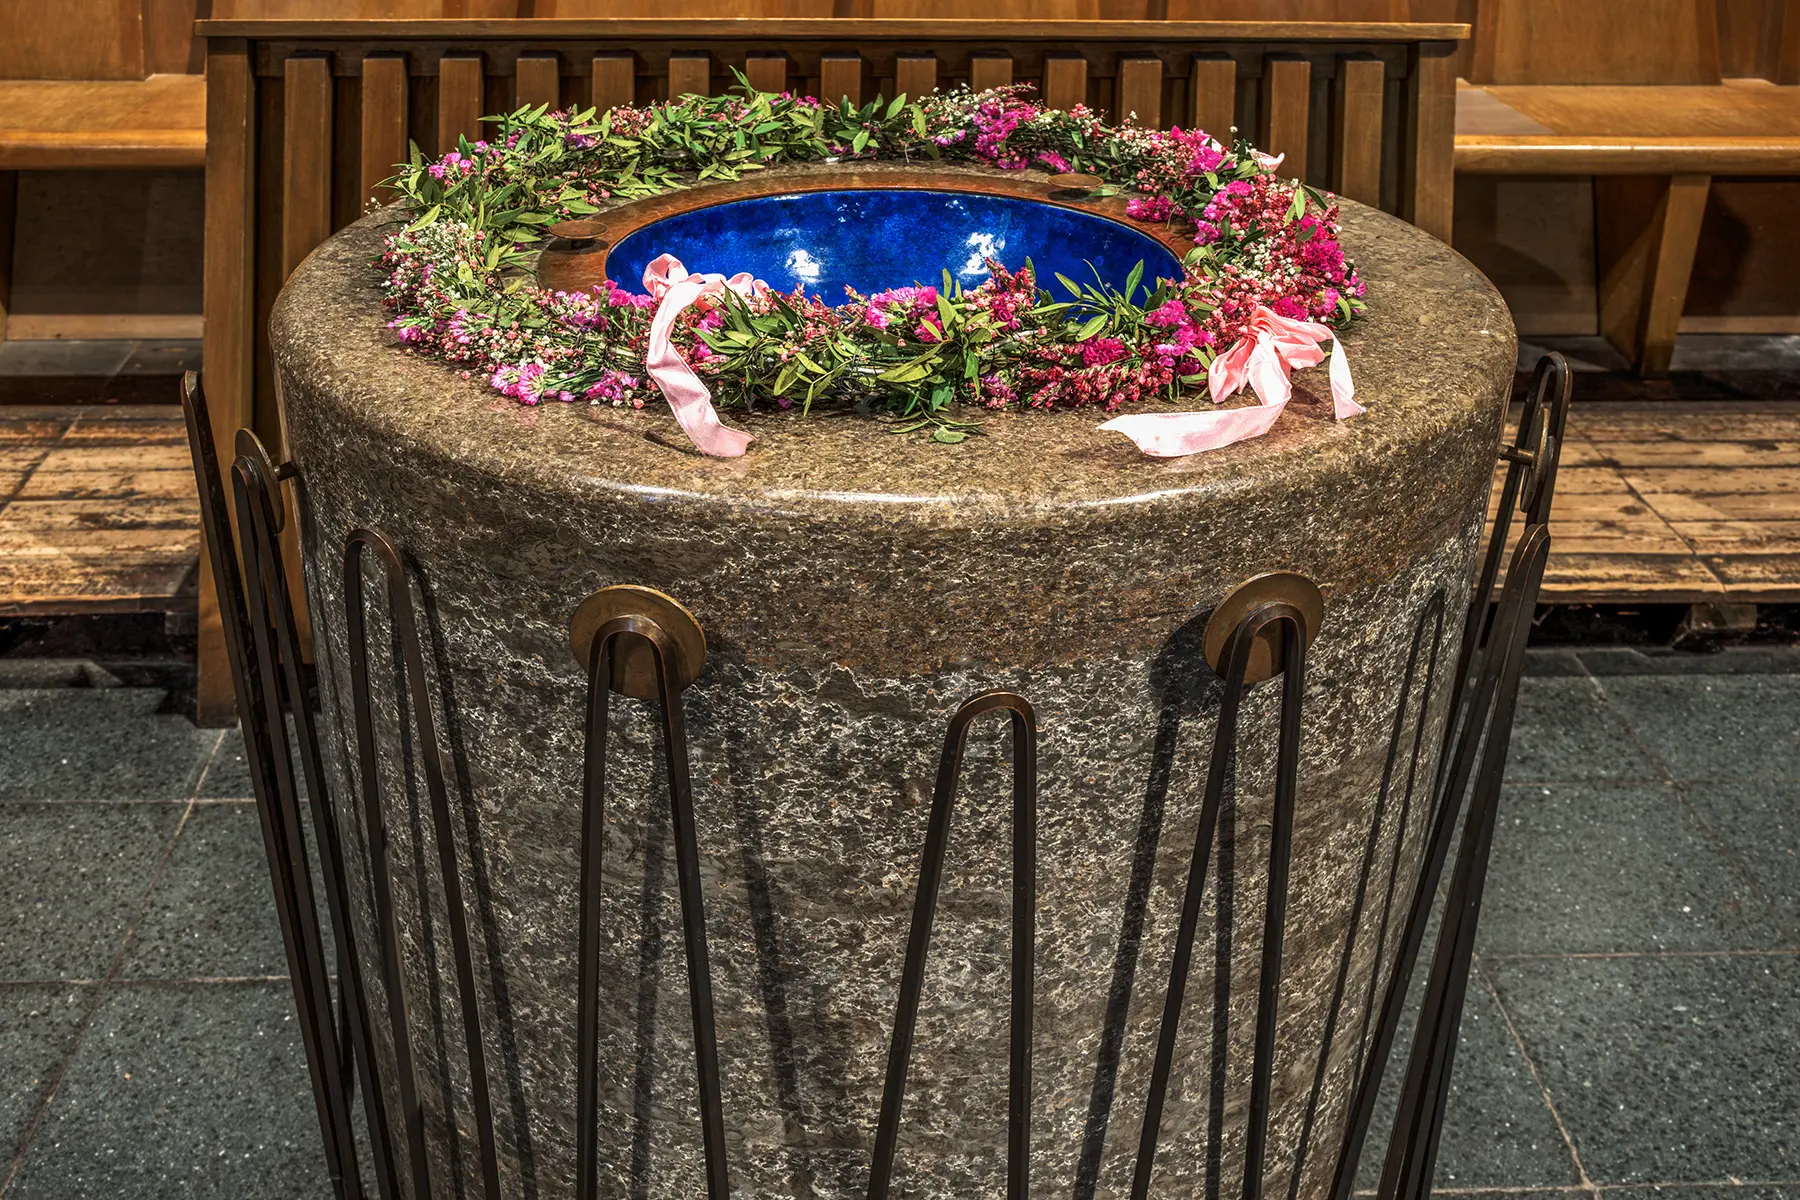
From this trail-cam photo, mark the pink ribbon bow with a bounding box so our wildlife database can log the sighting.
[1097,304,1363,458]
[642,253,768,458]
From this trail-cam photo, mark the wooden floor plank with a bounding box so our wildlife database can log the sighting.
[1670,520,1800,554]
[0,406,199,614]
[1571,411,1800,442]
[1624,467,1800,496]
[1641,492,1800,521]
[1708,555,1800,600]
[0,400,1797,615]
[1588,440,1800,468]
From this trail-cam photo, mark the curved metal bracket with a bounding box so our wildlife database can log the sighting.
[1202,572,1325,684]
[569,584,707,699]
[233,427,297,535]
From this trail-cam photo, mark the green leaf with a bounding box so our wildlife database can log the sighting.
[852,129,870,154]
[1124,260,1144,304]
[1055,272,1083,298]
[878,360,935,384]
[1074,314,1108,341]
[931,427,968,444]
[935,292,957,329]
[912,107,927,138]
[405,204,442,232]
[886,93,907,119]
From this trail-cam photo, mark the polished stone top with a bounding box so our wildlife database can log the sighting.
[271,169,1514,527]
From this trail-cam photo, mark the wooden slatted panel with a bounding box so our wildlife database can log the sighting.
[515,52,561,110]
[1402,47,1455,241]
[438,54,486,152]
[360,54,409,207]
[1333,55,1384,207]
[1117,56,1163,127]
[746,53,787,95]
[669,53,711,99]
[820,53,862,106]
[896,54,938,100]
[200,39,258,724]
[593,52,635,112]
[283,56,332,282]
[1260,55,1311,181]
[1042,55,1088,113]
[969,54,1013,92]
[1190,52,1237,141]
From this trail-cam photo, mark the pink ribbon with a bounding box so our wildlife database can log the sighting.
[1097,305,1362,458]
[642,254,767,458]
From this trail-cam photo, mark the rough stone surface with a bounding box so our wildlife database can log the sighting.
[270,183,1514,1200]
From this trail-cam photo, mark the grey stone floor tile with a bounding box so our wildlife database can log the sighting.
[1503,677,1658,784]
[0,690,220,802]
[195,727,254,800]
[1354,981,1580,1190]
[198,724,310,801]
[1679,778,1800,944]
[0,985,92,1154]
[1489,954,1800,1185]
[1480,782,1789,955]
[7,982,329,1200]
[0,805,185,981]
[1598,675,1800,782]
[122,804,293,981]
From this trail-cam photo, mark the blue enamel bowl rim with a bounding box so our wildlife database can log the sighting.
[590,171,1196,297]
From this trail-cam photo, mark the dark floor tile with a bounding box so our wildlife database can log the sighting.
[0,376,111,405]
[0,805,185,980]
[1503,676,1658,783]
[8,982,329,1199]
[0,341,133,378]
[1601,1189,1800,1200]
[89,376,188,405]
[1577,647,1800,678]
[118,341,203,377]
[1490,954,1800,1184]
[0,985,93,1153]
[1480,783,1789,955]
[1354,981,1580,1190]
[1681,779,1800,944]
[123,804,292,980]
[197,723,311,802]
[1599,675,1800,781]
[0,689,219,801]
[196,727,253,800]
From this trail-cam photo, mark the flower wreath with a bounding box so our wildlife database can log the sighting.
[381,80,1367,457]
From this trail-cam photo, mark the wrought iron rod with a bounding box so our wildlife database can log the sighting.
[1130,598,1311,1200]
[575,615,731,1200]
[869,690,1038,1200]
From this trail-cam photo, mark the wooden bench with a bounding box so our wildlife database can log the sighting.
[191,16,1465,721]
[0,0,209,344]
[1452,0,1800,374]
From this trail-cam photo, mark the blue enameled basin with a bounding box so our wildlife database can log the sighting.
[605,188,1184,300]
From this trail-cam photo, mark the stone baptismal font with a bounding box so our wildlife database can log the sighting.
[268,144,1513,1198]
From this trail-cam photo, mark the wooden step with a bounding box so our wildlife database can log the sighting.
[0,401,1793,621]
[1490,403,1800,604]
[0,405,199,615]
